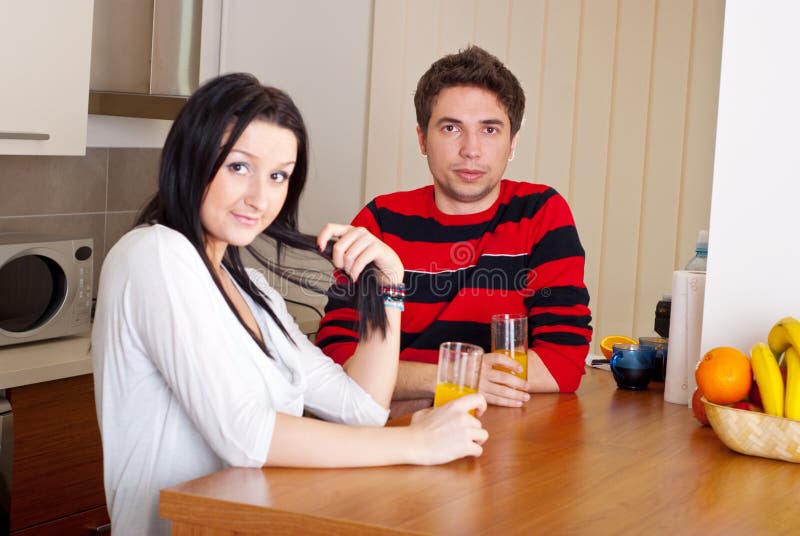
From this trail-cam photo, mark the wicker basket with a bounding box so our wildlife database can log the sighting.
[703,397,800,463]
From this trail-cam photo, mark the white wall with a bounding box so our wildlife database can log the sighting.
[220,0,373,234]
[700,0,800,354]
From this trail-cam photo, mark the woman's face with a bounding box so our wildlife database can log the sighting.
[201,119,297,263]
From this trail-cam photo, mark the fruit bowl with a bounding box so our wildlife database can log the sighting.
[703,397,800,463]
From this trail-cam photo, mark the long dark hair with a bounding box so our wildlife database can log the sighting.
[137,73,386,356]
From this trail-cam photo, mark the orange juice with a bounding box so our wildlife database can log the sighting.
[434,382,479,415]
[492,349,528,380]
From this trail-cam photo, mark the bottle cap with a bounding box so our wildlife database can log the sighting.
[696,230,709,250]
[661,293,672,302]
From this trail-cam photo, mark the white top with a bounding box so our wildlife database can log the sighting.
[91,225,388,536]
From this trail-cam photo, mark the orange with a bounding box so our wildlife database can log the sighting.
[599,335,638,359]
[695,346,752,405]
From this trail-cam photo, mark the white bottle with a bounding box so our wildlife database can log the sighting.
[685,230,708,272]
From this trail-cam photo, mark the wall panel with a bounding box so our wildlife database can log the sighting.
[439,0,476,55]
[363,1,408,201]
[633,0,693,338]
[474,0,511,59]
[534,0,581,197]
[591,0,657,344]
[506,0,547,182]
[397,0,441,193]
[570,0,618,347]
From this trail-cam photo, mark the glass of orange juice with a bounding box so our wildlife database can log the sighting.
[491,313,528,381]
[433,342,484,414]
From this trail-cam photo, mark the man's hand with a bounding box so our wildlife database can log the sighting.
[478,352,531,407]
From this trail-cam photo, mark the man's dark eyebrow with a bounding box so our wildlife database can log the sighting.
[434,117,506,126]
[434,116,463,125]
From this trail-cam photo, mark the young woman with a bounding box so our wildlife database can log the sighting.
[91,73,488,535]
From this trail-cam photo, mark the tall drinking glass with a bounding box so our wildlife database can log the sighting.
[433,342,484,414]
[491,313,528,381]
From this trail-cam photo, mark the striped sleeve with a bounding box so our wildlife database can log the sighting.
[522,191,592,392]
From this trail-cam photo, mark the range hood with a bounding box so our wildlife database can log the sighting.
[88,0,202,120]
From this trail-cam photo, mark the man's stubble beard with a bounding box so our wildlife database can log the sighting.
[434,176,500,205]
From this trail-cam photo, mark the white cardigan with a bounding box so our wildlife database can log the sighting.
[92,224,388,536]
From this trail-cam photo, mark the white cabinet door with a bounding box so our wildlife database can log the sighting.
[0,0,93,155]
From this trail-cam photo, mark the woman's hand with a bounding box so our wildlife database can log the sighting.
[478,353,531,407]
[318,223,404,285]
[406,393,489,465]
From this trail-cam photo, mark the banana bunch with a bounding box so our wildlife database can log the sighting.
[751,317,800,419]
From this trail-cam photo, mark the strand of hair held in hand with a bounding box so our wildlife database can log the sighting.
[254,226,388,340]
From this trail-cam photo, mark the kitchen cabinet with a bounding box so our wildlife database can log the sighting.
[6,374,109,534]
[0,0,93,155]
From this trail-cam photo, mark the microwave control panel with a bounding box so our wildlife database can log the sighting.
[73,242,93,327]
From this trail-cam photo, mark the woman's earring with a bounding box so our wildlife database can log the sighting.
[508,152,515,162]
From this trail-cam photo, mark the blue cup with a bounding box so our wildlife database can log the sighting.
[610,344,655,390]
[639,336,668,382]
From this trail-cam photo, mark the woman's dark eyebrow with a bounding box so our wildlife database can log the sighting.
[228,148,296,167]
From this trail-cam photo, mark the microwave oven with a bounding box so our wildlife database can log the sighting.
[0,233,93,346]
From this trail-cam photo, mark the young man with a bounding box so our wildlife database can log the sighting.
[317,46,592,415]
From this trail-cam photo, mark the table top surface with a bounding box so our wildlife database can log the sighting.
[161,367,800,535]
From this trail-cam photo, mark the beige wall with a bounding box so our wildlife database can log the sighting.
[364,0,725,352]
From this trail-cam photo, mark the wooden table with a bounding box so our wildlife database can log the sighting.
[160,368,800,535]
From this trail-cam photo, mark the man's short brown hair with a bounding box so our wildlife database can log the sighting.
[414,45,525,136]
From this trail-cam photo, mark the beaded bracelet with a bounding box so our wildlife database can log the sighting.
[380,284,406,311]
[379,284,406,299]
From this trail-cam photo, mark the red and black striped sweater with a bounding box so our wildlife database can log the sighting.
[316,180,593,392]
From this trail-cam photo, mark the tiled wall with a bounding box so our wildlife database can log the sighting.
[0,148,161,295]
[0,148,328,330]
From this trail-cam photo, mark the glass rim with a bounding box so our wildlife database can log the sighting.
[439,341,484,354]
[490,313,527,321]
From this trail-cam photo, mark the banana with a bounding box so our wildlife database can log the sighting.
[751,342,784,417]
[767,316,800,359]
[785,346,800,420]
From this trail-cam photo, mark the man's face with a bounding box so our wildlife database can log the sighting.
[418,85,518,215]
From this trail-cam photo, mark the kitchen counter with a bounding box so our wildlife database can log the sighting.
[0,333,93,389]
